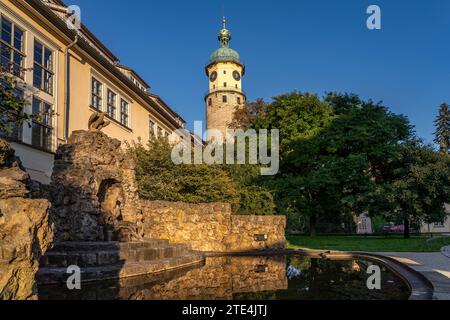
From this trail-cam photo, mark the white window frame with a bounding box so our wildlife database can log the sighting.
[0,14,26,79]
[106,88,117,119]
[90,77,103,111]
[33,38,54,95]
[119,97,130,128]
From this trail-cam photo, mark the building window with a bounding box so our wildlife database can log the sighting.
[91,78,103,110]
[223,70,226,74]
[157,127,163,138]
[237,97,241,104]
[223,82,227,87]
[434,222,445,228]
[222,95,227,103]
[33,40,53,95]
[208,98,212,106]
[106,89,117,119]
[0,87,24,141]
[149,118,155,139]
[0,16,25,78]
[120,99,129,127]
[31,97,53,151]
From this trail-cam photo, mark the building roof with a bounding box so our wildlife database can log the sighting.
[147,93,185,127]
[115,63,151,89]
[48,0,119,62]
[26,0,185,128]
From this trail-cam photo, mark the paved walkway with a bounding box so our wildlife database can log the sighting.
[442,246,450,258]
[380,251,450,300]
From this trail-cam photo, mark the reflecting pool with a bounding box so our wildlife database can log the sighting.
[38,255,411,300]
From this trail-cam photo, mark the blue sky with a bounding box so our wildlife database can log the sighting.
[71,0,450,144]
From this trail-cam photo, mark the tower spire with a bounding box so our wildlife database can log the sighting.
[218,16,231,48]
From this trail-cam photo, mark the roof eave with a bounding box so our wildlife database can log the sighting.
[24,0,183,129]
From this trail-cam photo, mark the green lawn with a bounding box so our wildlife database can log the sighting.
[287,235,450,253]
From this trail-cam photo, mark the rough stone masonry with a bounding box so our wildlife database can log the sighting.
[0,139,53,300]
[142,201,286,252]
[49,130,144,242]
[0,129,286,300]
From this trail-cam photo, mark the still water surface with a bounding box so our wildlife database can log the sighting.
[38,255,411,300]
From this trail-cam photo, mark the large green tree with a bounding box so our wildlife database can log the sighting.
[368,141,450,238]
[128,138,275,215]
[434,103,450,154]
[238,92,413,235]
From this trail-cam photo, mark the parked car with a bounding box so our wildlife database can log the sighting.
[382,223,405,234]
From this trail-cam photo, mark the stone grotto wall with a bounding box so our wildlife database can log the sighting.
[0,129,286,300]
[230,215,287,252]
[141,200,286,252]
[0,140,53,300]
[49,130,144,242]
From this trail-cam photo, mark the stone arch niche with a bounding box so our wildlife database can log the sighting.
[97,179,141,242]
[49,130,144,242]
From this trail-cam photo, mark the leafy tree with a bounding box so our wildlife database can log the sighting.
[129,138,240,206]
[128,138,275,215]
[240,92,414,235]
[0,65,36,135]
[368,141,450,238]
[434,103,450,154]
[230,98,268,129]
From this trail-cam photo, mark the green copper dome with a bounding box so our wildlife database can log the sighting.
[210,47,240,63]
[209,17,241,64]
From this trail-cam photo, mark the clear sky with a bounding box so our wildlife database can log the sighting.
[71,0,450,144]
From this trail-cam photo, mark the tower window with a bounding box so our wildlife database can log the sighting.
[222,95,227,103]
[208,98,212,106]
[223,82,227,87]
[235,84,238,89]
[223,70,227,74]
[237,97,241,104]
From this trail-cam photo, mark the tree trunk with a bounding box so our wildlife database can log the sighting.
[309,215,317,237]
[404,217,410,239]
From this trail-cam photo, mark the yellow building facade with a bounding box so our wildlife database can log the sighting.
[205,17,245,141]
[0,0,185,183]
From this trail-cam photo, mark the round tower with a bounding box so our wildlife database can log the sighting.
[205,17,246,141]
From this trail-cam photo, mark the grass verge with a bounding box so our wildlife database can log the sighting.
[287,235,450,253]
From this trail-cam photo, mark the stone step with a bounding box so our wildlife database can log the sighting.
[37,253,204,285]
[40,244,191,268]
[50,240,170,253]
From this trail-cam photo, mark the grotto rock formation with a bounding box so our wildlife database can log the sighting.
[0,139,53,300]
[49,130,144,242]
